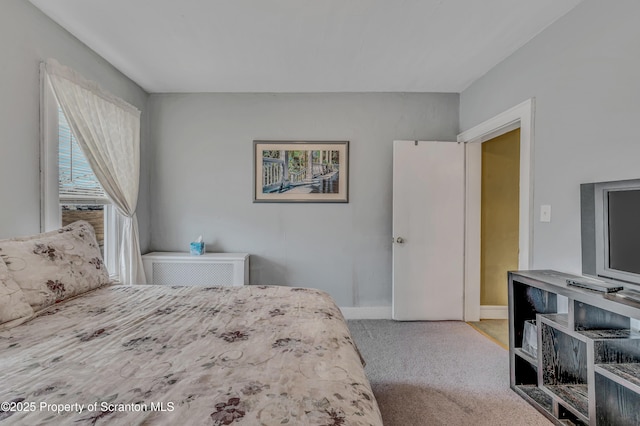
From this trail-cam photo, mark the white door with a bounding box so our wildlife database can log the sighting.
[392,140,465,320]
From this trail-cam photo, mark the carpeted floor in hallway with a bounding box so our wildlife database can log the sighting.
[467,319,509,349]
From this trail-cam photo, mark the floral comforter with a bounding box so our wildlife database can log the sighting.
[0,285,382,425]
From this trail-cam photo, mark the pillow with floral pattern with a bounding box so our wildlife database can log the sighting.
[0,256,34,328]
[0,221,110,311]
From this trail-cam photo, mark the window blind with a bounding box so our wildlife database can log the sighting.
[58,107,107,203]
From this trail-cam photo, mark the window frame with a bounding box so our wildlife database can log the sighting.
[40,65,119,280]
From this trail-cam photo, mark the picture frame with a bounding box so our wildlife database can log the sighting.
[253,140,349,203]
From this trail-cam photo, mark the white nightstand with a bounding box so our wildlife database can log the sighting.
[141,252,249,286]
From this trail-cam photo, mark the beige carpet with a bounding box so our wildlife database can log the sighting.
[467,319,509,349]
[348,320,550,426]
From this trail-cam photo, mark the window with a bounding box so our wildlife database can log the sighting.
[58,107,105,201]
[41,67,120,279]
[58,106,108,250]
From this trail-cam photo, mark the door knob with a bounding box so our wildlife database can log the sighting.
[395,237,405,244]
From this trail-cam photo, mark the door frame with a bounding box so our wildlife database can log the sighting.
[457,98,535,321]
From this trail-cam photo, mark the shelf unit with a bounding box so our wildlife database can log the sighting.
[509,270,640,425]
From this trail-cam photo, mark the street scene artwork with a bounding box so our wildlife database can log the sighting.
[254,141,349,203]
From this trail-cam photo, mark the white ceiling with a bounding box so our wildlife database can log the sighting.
[28,0,582,93]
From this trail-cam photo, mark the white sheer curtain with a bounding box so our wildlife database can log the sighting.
[45,59,146,284]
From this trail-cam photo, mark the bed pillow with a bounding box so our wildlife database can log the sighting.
[0,257,34,327]
[0,221,110,311]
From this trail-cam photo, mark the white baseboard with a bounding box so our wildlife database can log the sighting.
[340,305,506,320]
[480,305,508,319]
[340,306,392,320]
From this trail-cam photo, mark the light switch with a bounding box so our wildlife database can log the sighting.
[540,205,551,222]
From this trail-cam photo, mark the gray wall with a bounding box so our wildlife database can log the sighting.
[460,0,640,275]
[148,93,458,306]
[0,0,150,251]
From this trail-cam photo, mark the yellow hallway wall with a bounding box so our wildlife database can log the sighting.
[481,128,520,306]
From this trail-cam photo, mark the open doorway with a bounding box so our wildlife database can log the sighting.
[480,129,520,315]
[458,99,534,321]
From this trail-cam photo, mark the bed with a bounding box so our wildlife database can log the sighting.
[0,222,382,425]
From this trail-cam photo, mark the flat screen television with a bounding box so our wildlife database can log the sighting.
[590,179,640,286]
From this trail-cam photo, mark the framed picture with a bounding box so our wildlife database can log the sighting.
[253,140,349,203]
